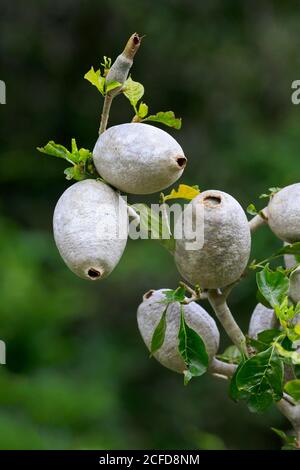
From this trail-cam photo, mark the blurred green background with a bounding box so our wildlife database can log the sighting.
[0,0,300,450]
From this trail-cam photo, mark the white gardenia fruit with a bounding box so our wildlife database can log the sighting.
[268,183,300,243]
[93,123,187,195]
[53,179,128,281]
[248,303,278,339]
[175,190,251,289]
[137,289,220,373]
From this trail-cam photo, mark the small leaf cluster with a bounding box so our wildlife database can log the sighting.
[84,55,121,96]
[246,186,281,216]
[37,139,98,181]
[229,262,300,416]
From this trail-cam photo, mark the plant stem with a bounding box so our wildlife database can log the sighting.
[277,399,300,445]
[209,358,237,379]
[99,94,113,134]
[179,281,208,303]
[208,290,248,356]
[98,33,143,134]
[249,207,268,233]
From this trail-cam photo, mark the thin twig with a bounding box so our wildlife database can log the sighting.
[249,208,268,233]
[179,281,208,303]
[98,33,142,134]
[277,399,300,445]
[99,94,113,134]
[209,358,237,378]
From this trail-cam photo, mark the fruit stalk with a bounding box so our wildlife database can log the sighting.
[208,290,248,356]
[249,207,268,232]
[277,399,300,446]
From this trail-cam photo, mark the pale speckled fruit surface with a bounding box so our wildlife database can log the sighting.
[175,190,251,289]
[53,179,128,281]
[248,303,278,339]
[268,184,300,243]
[289,266,300,304]
[137,289,219,373]
[93,123,186,195]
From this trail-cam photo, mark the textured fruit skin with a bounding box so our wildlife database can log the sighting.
[175,190,251,289]
[137,289,219,373]
[53,179,128,281]
[289,266,300,304]
[268,184,300,243]
[248,303,278,339]
[93,123,187,195]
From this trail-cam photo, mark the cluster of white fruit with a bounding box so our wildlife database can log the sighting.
[53,92,300,377]
[138,184,300,374]
[46,32,300,445]
[53,122,186,281]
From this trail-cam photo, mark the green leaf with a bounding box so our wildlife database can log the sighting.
[37,141,74,164]
[162,287,186,304]
[178,305,209,383]
[150,306,168,355]
[247,392,274,413]
[144,111,182,129]
[284,379,300,401]
[256,265,289,308]
[229,362,249,402]
[137,102,148,118]
[217,345,242,364]
[235,346,284,411]
[256,289,273,309]
[123,76,144,108]
[248,329,282,352]
[274,343,300,365]
[105,80,122,93]
[247,203,258,216]
[259,187,282,200]
[162,184,200,202]
[101,56,112,74]
[272,428,298,449]
[38,140,97,181]
[84,67,105,95]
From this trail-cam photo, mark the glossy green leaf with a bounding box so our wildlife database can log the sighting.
[37,141,74,164]
[84,67,105,95]
[105,80,122,93]
[162,287,186,304]
[123,76,144,108]
[256,265,289,308]
[248,329,282,352]
[178,306,209,384]
[274,343,300,365]
[144,111,182,129]
[235,346,284,410]
[38,140,96,181]
[284,379,300,401]
[150,306,168,355]
[138,102,148,118]
[247,203,258,216]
